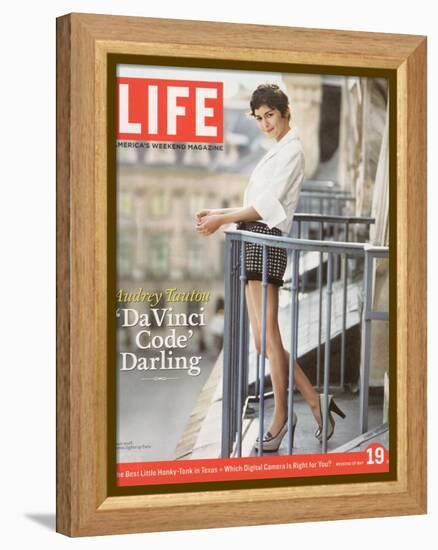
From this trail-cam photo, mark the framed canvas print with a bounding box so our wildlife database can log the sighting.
[56,13,427,536]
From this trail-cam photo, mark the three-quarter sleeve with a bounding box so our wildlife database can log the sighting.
[251,189,287,229]
[249,146,304,230]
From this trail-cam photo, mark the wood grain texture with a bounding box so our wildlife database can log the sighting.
[405,38,427,510]
[75,12,422,67]
[56,14,72,536]
[396,61,409,492]
[56,13,427,537]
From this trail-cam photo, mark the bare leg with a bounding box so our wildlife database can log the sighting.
[246,282,289,435]
[246,280,322,432]
[286,351,321,426]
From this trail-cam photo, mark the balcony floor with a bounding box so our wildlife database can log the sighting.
[241,390,387,457]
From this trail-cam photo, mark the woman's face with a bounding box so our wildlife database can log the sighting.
[254,104,290,141]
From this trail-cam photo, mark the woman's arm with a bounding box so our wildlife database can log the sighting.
[216,207,243,215]
[196,206,261,236]
[196,207,242,219]
[220,206,261,225]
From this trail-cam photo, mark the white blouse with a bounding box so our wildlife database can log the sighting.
[243,126,305,235]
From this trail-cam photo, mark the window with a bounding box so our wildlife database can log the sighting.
[149,191,170,217]
[188,238,204,276]
[149,234,169,276]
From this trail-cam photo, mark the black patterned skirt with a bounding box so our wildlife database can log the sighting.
[236,221,288,287]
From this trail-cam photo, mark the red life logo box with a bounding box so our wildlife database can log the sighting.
[117,77,224,143]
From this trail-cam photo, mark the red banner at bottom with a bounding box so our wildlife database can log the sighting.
[117,444,389,486]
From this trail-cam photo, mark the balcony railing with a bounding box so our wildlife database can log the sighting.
[297,186,355,222]
[221,215,388,458]
[291,213,375,390]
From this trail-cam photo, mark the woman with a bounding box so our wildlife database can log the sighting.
[196,83,345,452]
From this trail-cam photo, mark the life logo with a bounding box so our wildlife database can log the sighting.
[117,77,223,143]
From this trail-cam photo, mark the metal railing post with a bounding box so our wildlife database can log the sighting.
[340,221,350,390]
[360,249,373,433]
[333,216,339,281]
[258,245,269,456]
[230,239,241,455]
[287,248,299,453]
[236,240,247,457]
[322,252,334,453]
[317,221,324,388]
[221,236,233,457]
[295,223,301,358]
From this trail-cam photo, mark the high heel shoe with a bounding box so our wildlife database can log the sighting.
[315,394,346,442]
[255,413,297,452]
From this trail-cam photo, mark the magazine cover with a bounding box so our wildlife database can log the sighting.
[114,63,391,488]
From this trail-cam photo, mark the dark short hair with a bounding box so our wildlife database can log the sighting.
[249,83,290,120]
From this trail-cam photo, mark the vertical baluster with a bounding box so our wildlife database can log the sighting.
[287,248,299,453]
[221,235,233,458]
[333,218,339,281]
[322,253,334,453]
[243,304,250,408]
[298,220,306,291]
[232,239,240,451]
[316,222,324,388]
[295,222,301,358]
[340,221,349,390]
[230,240,236,452]
[258,245,269,456]
[236,239,247,457]
[360,250,373,433]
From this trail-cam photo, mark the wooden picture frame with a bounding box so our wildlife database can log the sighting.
[56,13,427,536]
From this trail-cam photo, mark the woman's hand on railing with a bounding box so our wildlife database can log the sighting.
[195,207,245,224]
[195,208,214,224]
[196,213,224,236]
